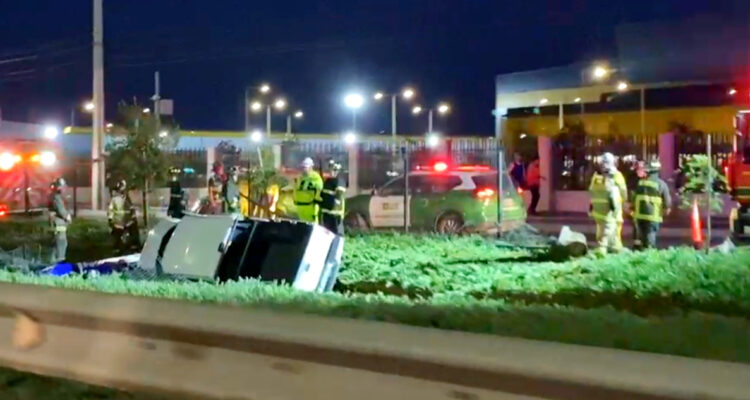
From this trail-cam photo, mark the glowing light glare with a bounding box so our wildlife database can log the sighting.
[259,84,271,94]
[43,125,60,139]
[250,130,263,143]
[0,152,17,171]
[344,93,364,109]
[159,130,168,138]
[433,161,448,172]
[83,101,95,112]
[143,107,151,113]
[437,103,450,114]
[402,88,415,99]
[617,81,629,91]
[343,132,357,145]
[30,154,41,163]
[574,97,582,103]
[106,123,114,128]
[539,98,549,105]
[274,98,287,110]
[426,133,440,148]
[519,133,527,139]
[412,106,423,114]
[39,151,56,166]
[251,101,263,111]
[294,110,304,118]
[373,92,384,100]
[729,88,737,96]
[592,65,609,80]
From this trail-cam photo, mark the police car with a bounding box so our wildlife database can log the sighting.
[344,162,526,233]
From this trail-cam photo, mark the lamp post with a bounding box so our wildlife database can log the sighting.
[245,83,271,132]
[70,100,95,127]
[373,87,415,141]
[286,110,303,134]
[412,102,450,134]
[344,93,364,131]
[251,97,287,136]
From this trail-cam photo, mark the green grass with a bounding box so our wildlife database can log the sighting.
[0,220,749,364]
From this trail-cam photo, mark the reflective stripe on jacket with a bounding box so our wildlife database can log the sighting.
[633,177,667,223]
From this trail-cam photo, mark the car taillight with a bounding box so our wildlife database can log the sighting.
[476,187,495,199]
[0,205,8,217]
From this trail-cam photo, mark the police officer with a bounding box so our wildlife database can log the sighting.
[632,160,672,249]
[167,167,186,218]
[589,166,624,254]
[293,157,323,223]
[222,166,241,215]
[319,160,346,234]
[48,178,71,262]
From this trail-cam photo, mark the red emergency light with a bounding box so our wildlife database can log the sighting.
[455,165,491,172]
[476,187,495,199]
[433,161,448,172]
[0,204,8,218]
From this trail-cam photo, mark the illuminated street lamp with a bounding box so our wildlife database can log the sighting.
[344,93,364,131]
[592,65,610,80]
[84,101,95,112]
[343,131,357,145]
[251,101,262,111]
[412,106,423,115]
[259,84,271,94]
[426,133,440,148]
[729,88,737,96]
[142,107,151,114]
[43,125,60,140]
[250,130,263,143]
[539,98,549,105]
[252,97,289,134]
[373,87,416,140]
[274,98,287,110]
[413,102,451,133]
[437,103,450,114]
[287,109,304,134]
[617,81,629,91]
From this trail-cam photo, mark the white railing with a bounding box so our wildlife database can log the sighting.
[0,282,747,400]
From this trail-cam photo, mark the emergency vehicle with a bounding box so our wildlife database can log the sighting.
[727,110,750,241]
[0,139,62,215]
[344,162,527,233]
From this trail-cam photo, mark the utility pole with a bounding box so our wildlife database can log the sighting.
[153,71,161,128]
[91,0,105,210]
[266,105,271,135]
[244,86,250,132]
[428,109,433,133]
[391,94,397,139]
[286,114,292,134]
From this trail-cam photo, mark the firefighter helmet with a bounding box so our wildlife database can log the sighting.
[301,157,314,169]
[328,159,342,172]
[114,179,127,192]
[646,159,662,173]
[601,152,616,171]
[50,177,66,189]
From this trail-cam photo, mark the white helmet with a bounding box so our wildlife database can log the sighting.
[601,152,616,171]
[301,157,314,169]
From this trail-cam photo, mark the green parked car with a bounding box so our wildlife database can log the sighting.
[344,164,527,233]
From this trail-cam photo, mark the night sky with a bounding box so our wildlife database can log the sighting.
[0,1,743,136]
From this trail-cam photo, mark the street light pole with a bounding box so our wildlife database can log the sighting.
[391,94,397,139]
[352,109,357,131]
[266,105,272,135]
[244,86,250,132]
[286,114,291,134]
[428,109,433,133]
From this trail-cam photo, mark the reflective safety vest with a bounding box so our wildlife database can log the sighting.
[293,171,323,206]
[108,195,130,227]
[320,176,346,216]
[633,178,664,223]
[589,173,622,222]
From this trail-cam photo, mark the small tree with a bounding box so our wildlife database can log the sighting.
[244,146,289,217]
[106,102,179,226]
[678,155,728,212]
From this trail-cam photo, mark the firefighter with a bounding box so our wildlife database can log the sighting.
[589,165,624,254]
[167,167,186,218]
[293,157,323,223]
[632,160,672,249]
[206,161,224,215]
[223,166,241,215]
[319,160,346,234]
[600,152,628,242]
[107,180,139,254]
[48,178,71,262]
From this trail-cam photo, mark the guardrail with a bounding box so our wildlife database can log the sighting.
[0,282,747,399]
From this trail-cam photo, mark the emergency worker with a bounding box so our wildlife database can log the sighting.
[600,152,628,242]
[167,167,186,218]
[223,166,241,214]
[48,178,71,262]
[319,160,346,234]
[107,180,139,254]
[207,161,225,214]
[632,160,672,249]
[293,157,323,223]
[589,167,624,254]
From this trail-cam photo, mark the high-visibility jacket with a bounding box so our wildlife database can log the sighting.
[633,175,671,223]
[320,175,346,216]
[107,194,131,228]
[589,173,623,222]
[48,192,70,233]
[293,171,323,222]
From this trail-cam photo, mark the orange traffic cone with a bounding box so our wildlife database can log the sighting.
[691,198,704,249]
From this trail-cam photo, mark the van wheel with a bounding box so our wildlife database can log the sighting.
[436,212,464,234]
[344,212,368,231]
